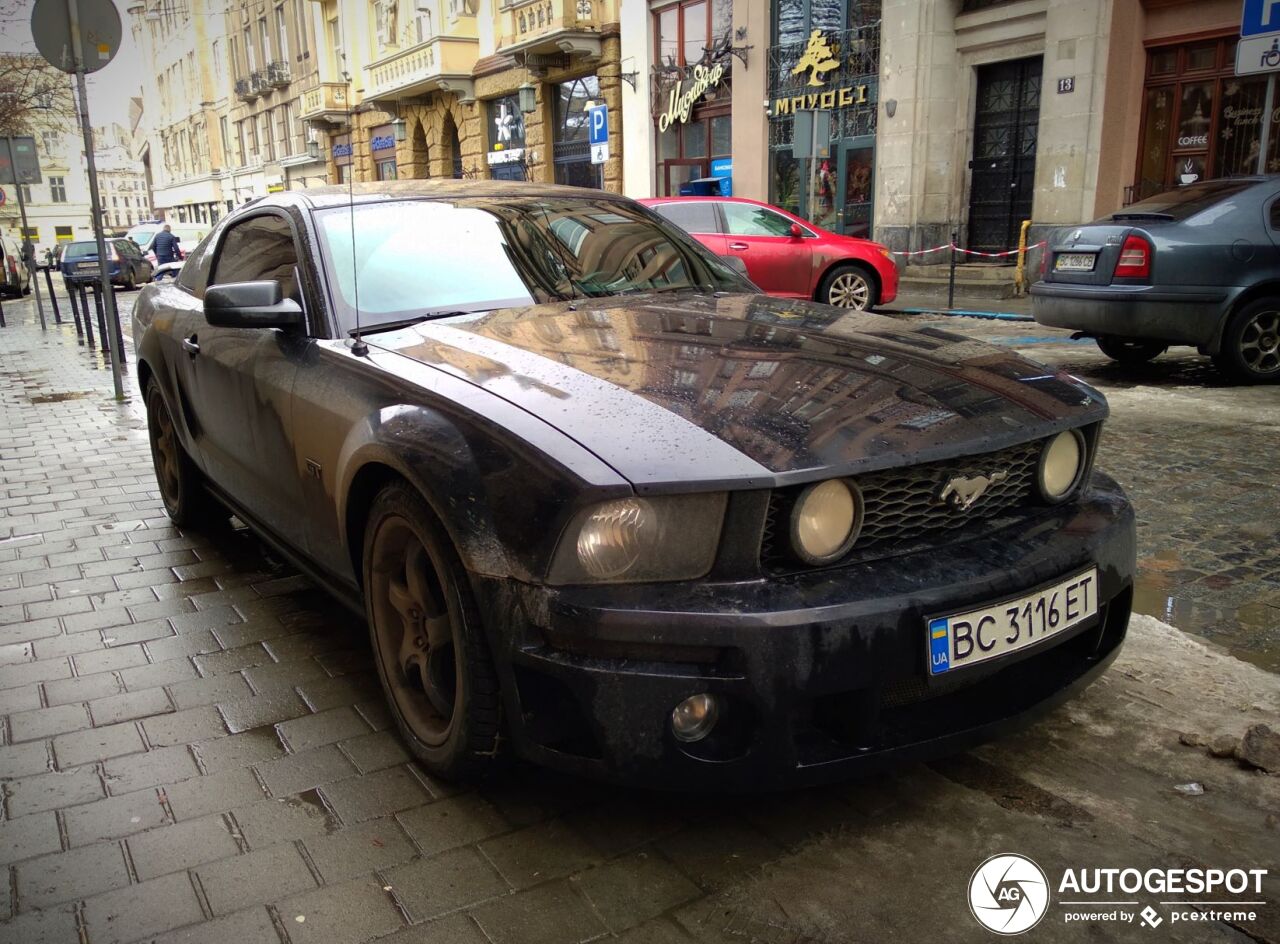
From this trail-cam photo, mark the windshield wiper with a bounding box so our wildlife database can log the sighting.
[348,311,477,337]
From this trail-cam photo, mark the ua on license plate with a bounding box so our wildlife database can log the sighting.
[1055,253,1096,272]
[927,568,1098,675]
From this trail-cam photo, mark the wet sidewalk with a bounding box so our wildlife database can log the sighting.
[0,299,1277,944]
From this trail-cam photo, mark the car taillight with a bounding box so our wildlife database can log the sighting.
[1113,234,1151,279]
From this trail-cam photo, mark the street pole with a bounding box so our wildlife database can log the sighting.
[1258,74,1276,176]
[66,0,124,400]
[4,137,48,329]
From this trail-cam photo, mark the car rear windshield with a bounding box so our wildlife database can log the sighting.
[314,196,750,333]
[1109,180,1255,221]
[63,242,100,260]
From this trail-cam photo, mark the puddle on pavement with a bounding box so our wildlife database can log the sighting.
[27,391,92,403]
[286,788,343,834]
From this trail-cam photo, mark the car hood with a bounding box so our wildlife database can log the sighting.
[370,293,1107,490]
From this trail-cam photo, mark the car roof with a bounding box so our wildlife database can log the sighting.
[278,179,623,210]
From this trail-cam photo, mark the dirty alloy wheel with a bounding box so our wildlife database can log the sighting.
[363,482,503,781]
[1216,299,1280,383]
[1095,335,1166,364]
[144,379,223,527]
[820,264,876,311]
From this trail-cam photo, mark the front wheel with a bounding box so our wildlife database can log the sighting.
[818,263,877,311]
[1214,299,1280,383]
[1095,335,1166,364]
[144,380,224,527]
[363,482,504,781]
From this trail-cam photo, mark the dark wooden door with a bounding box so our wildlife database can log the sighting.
[967,56,1042,254]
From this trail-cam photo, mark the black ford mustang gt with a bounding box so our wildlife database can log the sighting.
[133,181,1135,790]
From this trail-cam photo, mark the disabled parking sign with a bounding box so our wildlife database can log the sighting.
[588,104,609,164]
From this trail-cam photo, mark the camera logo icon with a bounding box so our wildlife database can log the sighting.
[968,854,1050,935]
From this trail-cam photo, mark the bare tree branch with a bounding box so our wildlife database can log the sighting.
[0,53,78,137]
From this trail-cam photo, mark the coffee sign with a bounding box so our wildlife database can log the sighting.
[657,61,727,132]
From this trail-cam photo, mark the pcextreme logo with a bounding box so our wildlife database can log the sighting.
[967,855,1269,934]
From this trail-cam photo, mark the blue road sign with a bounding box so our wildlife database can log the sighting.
[1241,0,1280,37]
[587,104,608,146]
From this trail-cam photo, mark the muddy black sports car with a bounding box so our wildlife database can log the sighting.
[133,181,1135,789]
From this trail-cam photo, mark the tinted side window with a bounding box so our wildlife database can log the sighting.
[654,201,720,234]
[722,203,794,237]
[209,215,301,301]
[176,230,219,296]
[1269,197,1280,230]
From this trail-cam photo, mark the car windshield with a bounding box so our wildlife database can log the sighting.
[64,242,99,260]
[314,196,749,333]
[1109,180,1255,221]
[128,229,159,247]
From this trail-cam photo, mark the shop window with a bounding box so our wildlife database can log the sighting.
[1185,43,1217,72]
[655,0,731,68]
[376,158,398,180]
[55,226,74,241]
[553,75,603,189]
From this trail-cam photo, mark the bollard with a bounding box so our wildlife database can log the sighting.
[66,280,85,340]
[947,230,958,310]
[79,283,95,348]
[91,285,109,354]
[43,266,61,323]
[0,292,5,328]
[107,284,126,365]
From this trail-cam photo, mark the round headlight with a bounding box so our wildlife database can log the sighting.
[791,478,862,564]
[576,498,658,579]
[1038,430,1085,501]
[671,693,719,742]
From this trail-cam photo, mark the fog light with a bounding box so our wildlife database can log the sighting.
[671,693,719,742]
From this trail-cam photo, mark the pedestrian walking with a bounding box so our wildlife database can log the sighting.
[153,224,180,264]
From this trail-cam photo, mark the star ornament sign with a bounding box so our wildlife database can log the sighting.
[968,854,1051,935]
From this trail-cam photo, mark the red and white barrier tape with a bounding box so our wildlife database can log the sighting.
[888,240,1047,258]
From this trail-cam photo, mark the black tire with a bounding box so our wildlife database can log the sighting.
[144,379,224,527]
[1095,335,1166,364]
[1214,299,1280,383]
[362,482,504,781]
[818,263,877,311]
[124,269,136,291]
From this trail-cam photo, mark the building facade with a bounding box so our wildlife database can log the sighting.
[305,0,623,191]
[93,124,152,232]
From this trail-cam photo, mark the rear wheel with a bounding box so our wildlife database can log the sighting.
[1095,335,1166,364]
[1215,299,1280,383]
[363,482,504,781]
[144,379,224,527]
[124,269,136,291]
[818,263,877,311]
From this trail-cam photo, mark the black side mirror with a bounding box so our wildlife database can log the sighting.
[205,280,302,329]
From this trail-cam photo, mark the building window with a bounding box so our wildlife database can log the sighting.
[376,158,398,180]
[259,17,271,62]
[49,177,66,202]
[1134,36,1270,200]
[656,0,731,69]
[276,6,289,61]
[259,113,274,162]
[41,131,58,155]
[220,116,231,166]
[19,184,31,202]
[55,225,73,241]
[553,75,603,189]
[281,102,295,156]
[294,0,309,53]
[336,163,351,184]
[416,6,432,42]
[245,27,256,71]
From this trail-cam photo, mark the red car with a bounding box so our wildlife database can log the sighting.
[641,196,898,311]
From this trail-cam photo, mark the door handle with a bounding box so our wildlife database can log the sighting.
[728,242,749,251]
[182,335,200,356]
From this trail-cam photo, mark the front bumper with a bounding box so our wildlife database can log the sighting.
[478,473,1136,790]
[1030,281,1234,348]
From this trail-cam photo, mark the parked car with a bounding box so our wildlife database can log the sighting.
[0,232,32,297]
[133,180,1133,789]
[126,222,210,266]
[1031,176,1280,383]
[60,238,154,289]
[640,196,899,311]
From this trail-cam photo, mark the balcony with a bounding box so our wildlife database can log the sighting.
[496,0,601,61]
[364,35,480,104]
[267,60,291,88]
[235,76,258,102]
[299,81,350,124]
[249,70,269,95]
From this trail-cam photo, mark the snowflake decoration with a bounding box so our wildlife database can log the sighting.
[1226,81,1240,96]
[1222,126,1233,140]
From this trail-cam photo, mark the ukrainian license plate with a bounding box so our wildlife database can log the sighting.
[1055,253,1096,272]
[927,568,1098,675]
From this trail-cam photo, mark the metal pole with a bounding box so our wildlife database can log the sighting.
[79,283,94,347]
[4,137,47,329]
[42,265,60,322]
[1258,74,1276,175]
[948,228,958,310]
[67,0,124,400]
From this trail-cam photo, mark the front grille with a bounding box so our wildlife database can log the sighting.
[763,439,1044,572]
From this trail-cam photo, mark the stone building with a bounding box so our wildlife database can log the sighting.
[304,0,623,191]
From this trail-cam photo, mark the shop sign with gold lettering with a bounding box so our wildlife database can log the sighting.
[769,29,872,117]
[657,61,727,132]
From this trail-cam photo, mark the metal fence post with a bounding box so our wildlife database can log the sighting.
[948,230,958,310]
[66,280,84,340]
[43,266,61,323]
[0,292,5,328]
[91,285,108,353]
[80,283,95,348]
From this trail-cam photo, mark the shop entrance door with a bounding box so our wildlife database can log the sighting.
[967,56,1042,255]
[835,137,875,237]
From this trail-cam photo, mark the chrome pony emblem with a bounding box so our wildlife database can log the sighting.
[937,471,1008,512]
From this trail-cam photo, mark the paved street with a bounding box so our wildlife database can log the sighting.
[0,288,1277,944]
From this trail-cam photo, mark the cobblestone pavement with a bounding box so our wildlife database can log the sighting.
[0,290,1276,944]
[894,309,1280,672]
